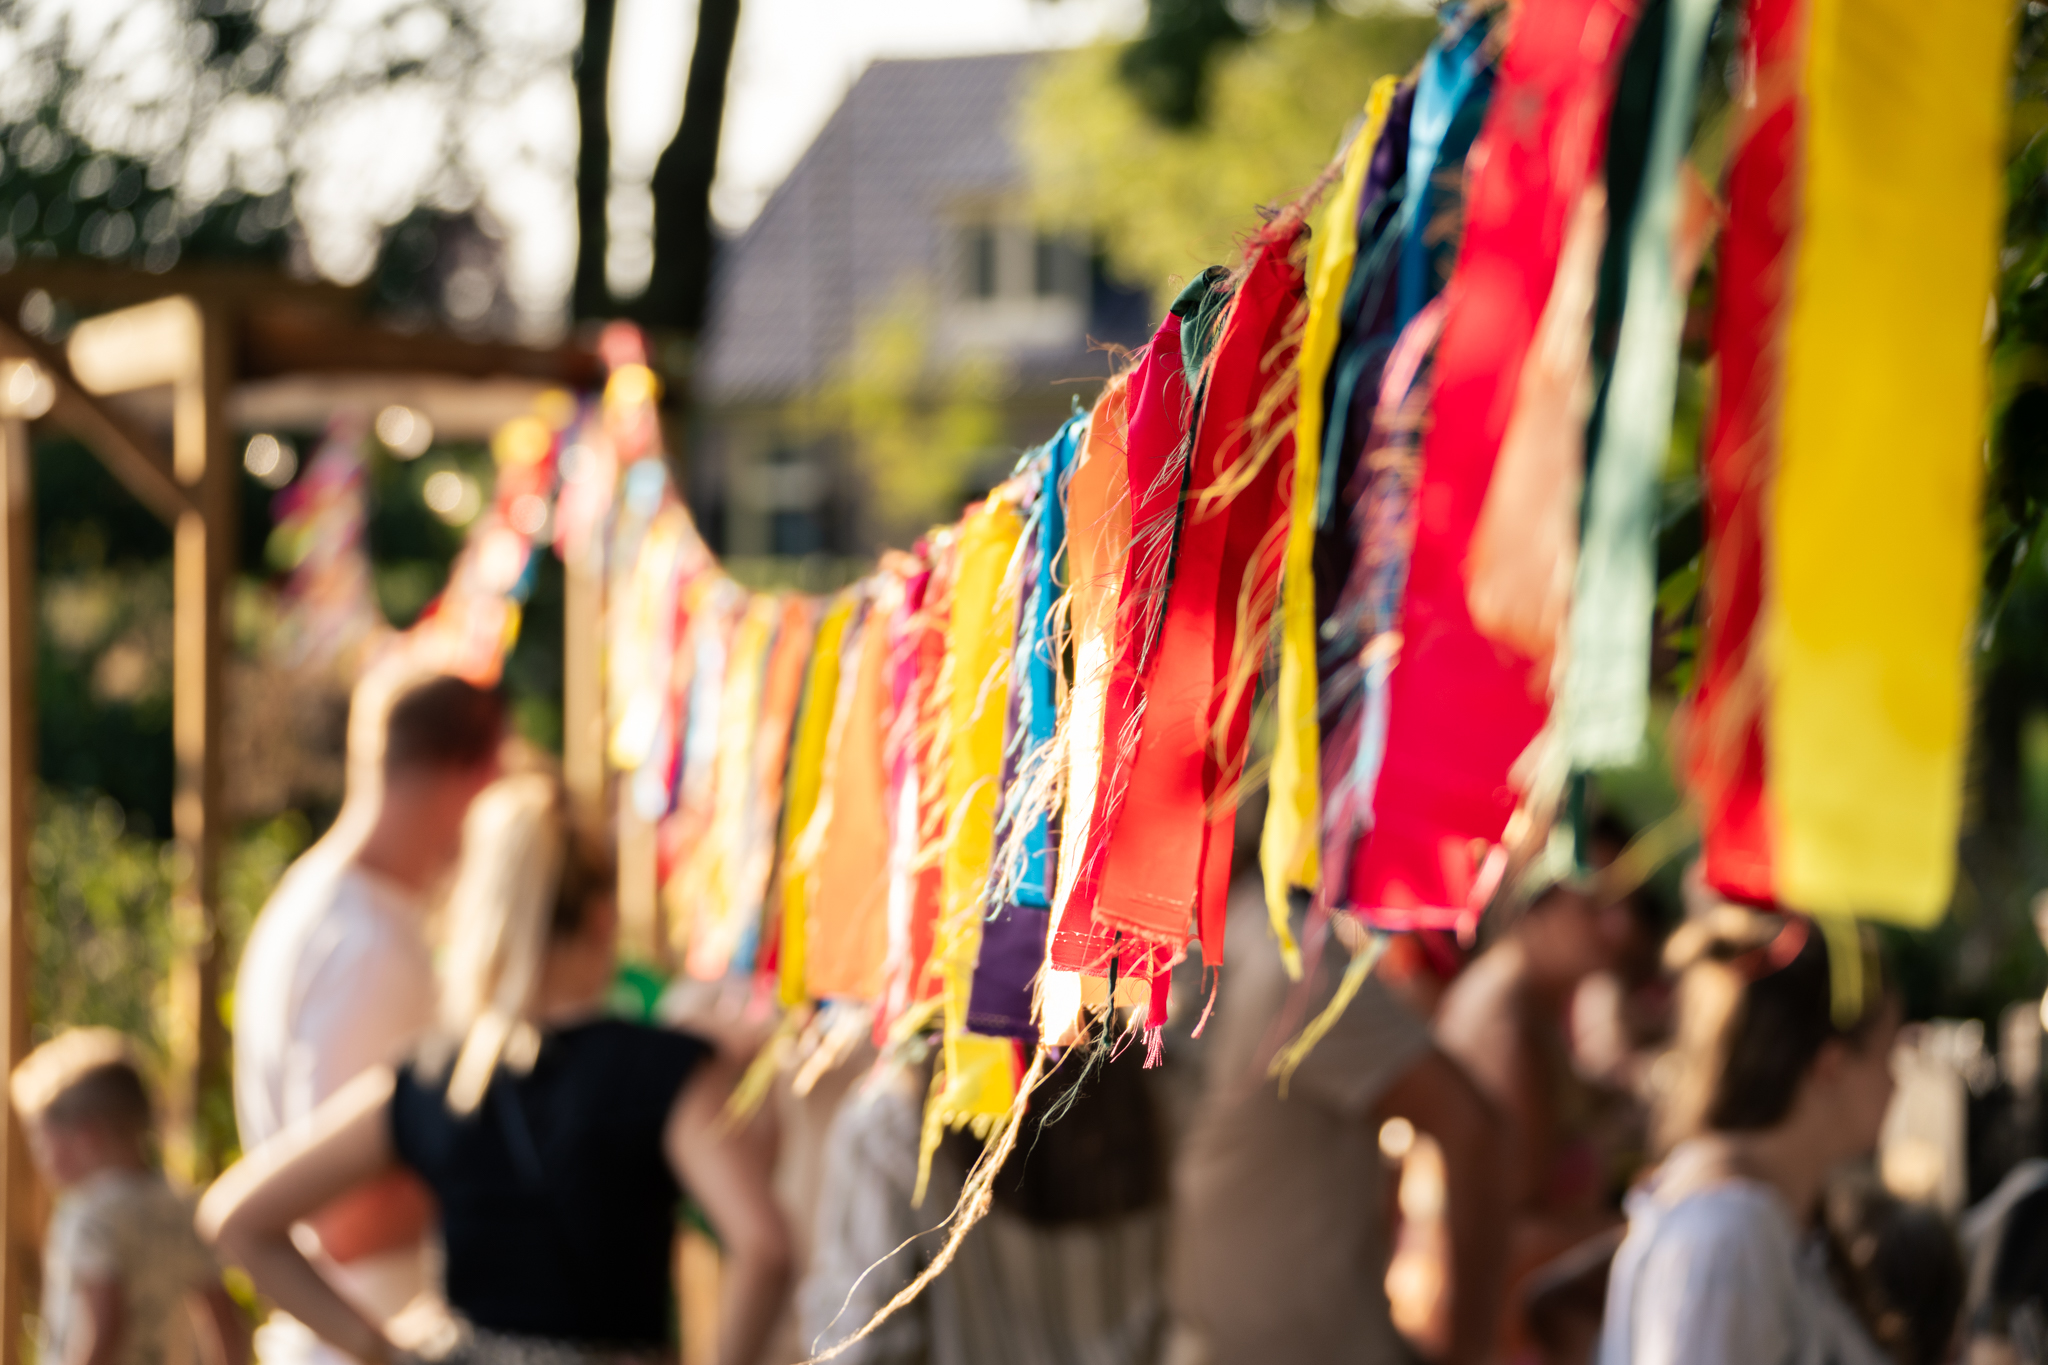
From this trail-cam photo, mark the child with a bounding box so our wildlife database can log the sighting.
[11,1029,249,1365]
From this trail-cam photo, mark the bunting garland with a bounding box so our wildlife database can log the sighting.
[393,0,2006,1194]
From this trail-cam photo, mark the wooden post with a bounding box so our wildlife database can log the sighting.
[166,305,233,1184]
[0,416,34,1365]
[617,791,663,969]
[563,553,605,822]
[66,298,234,1182]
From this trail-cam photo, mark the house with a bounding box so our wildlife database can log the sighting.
[689,51,1150,564]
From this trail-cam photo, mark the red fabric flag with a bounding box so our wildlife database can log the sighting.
[1348,0,1636,928]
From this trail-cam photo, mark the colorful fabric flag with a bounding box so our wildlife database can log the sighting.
[1561,0,1718,770]
[797,588,893,1000]
[1265,78,1397,976]
[974,419,1084,1038]
[1766,0,2003,921]
[1095,220,1306,975]
[776,590,856,1006]
[1050,310,1191,977]
[927,493,1025,1125]
[1346,0,1636,929]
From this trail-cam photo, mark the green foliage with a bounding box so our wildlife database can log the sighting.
[1021,6,1435,306]
[30,789,309,1069]
[1115,0,1250,128]
[1985,4,2048,655]
[802,287,1010,545]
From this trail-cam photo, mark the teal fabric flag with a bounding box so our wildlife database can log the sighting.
[1563,0,1716,768]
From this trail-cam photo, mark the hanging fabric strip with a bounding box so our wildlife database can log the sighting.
[1465,184,1606,677]
[681,592,778,979]
[1561,0,1717,769]
[970,501,1048,1039]
[1321,298,1447,901]
[1347,0,1636,930]
[738,593,818,984]
[1682,0,1799,908]
[798,586,894,1001]
[1050,314,1191,974]
[1097,222,1305,967]
[776,590,856,1006]
[975,419,1084,1038]
[877,550,953,1039]
[928,495,1026,1127]
[657,579,739,894]
[1395,3,1503,332]
[1317,76,1419,529]
[1314,35,1498,908]
[1264,79,1397,978]
[1764,0,2005,923]
[1044,379,1133,1025]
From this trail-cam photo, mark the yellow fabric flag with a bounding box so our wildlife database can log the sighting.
[775,591,856,1006]
[1767,0,2006,922]
[928,495,1024,1138]
[1262,78,1396,970]
[677,593,778,977]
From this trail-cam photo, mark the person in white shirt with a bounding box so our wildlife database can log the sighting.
[1598,907,1902,1365]
[233,659,504,1365]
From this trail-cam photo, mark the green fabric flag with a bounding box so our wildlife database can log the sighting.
[1563,0,1716,768]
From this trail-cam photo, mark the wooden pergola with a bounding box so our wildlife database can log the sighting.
[0,262,614,1365]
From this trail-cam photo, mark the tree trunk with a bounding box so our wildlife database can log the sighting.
[573,0,618,323]
[641,0,744,339]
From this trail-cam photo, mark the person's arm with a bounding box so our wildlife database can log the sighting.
[198,1067,407,1365]
[67,1277,123,1365]
[665,1055,794,1365]
[187,1283,252,1365]
[1379,1046,1512,1365]
[294,933,439,1264]
[304,1172,435,1265]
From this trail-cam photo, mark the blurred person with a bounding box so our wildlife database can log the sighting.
[12,1029,249,1365]
[232,662,504,1365]
[1570,817,1676,1095]
[1824,1169,1964,1365]
[1435,851,1637,1361]
[1597,908,1902,1365]
[1165,887,1510,1365]
[202,775,792,1365]
[1377,928,1471,1021]
[1960,1158,2048,1365]
[801,1039,1167,1364]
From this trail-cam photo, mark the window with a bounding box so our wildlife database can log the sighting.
[769,509,823,557]
[1033,234,1072,298]
[965,224,1000,300]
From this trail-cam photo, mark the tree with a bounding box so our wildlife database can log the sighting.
[1021,6,1435,306]
[571,0,744,343]
[640,0,742,340]
[572,0,618,323]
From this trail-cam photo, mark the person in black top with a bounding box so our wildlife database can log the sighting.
[201,775,792,1365]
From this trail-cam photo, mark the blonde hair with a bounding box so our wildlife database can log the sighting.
[11,1028,151,1136]
[437,774,613,1114]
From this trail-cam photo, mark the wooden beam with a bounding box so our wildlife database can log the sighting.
[0,416,33,1365]
[241,306,605,388]
[0,320,188,526]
